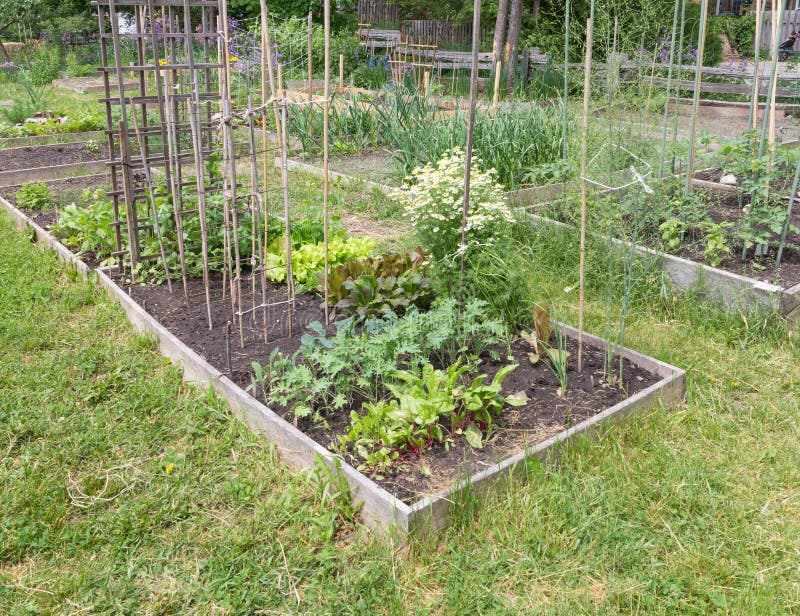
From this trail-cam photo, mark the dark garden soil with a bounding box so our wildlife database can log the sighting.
[123,273,662,504]
[0,141,109,172]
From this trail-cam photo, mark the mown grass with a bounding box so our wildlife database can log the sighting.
[1,204,799,614]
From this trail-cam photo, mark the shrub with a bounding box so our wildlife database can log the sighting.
[392,147,515,263]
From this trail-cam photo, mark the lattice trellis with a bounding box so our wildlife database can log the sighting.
[94,0,326,348]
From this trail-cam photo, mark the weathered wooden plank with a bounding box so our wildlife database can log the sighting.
[646,76,800,98]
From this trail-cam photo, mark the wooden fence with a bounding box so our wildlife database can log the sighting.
[759,9,800,50]
[401,20,485,47]
[357,0,398,26]
[357,0,481,47]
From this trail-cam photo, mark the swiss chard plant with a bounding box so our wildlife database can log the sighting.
[339,359,523,473]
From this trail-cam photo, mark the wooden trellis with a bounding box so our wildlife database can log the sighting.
[95,0,331,349]
[96,0,222,326]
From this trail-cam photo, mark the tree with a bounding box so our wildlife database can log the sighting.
[503,0,521,93]
[0,0,94,55]
[492,0,509,66]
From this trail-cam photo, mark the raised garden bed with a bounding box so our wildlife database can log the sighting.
[0,142,109,187]
[0,129,106,149]
[532,178,800,322]
[0,192,686,536]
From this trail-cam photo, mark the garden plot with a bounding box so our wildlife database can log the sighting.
[0,190,685,533]
[0,152,685,534]
[534,164,800,321]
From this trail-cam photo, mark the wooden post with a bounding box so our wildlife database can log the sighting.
[491,61,502,110]
[684,0,708,196]
[423,70,430,96]
[307,10,313,99]
[339,53,344,91]
[578,15,593,375]
[459,0,481,309]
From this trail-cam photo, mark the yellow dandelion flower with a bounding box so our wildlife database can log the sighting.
[230,55,238,62]
[158,58,167,66]
[165,463,175,474]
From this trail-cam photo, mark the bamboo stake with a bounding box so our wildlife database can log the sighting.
[769,0,779,149]
[339,53,344,91]
[216,15,229,302]
[280,88,295,336]
[749,0,764,131]
[658,0,681,180]
[183,0,212,328]
[220,3,244,346]
[750,0,788,260]
[776,158,800,269]
[307,10,313,99]
[562,0,570,160]
[491,61,501,111]
[161,72,189,301]
[670,0,688,175]
[246,94,266,333]
[323,0,331,325]
[684,0,709,196]
[458,0,481,310]
[577,15,593,375]
[757,0,787,159]
[259,0,270,342]
[423,70,430,97]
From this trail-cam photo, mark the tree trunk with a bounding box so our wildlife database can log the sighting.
[0,19,17,61]
[492,0,510,66]
[504,0,523,94]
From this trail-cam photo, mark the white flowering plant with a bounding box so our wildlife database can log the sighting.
[392,147,515,263]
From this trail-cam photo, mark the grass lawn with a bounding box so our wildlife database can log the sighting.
[1,208,799,614]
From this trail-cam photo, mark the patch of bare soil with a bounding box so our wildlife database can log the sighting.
[339,212,411,246]
[310,150,399,186]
